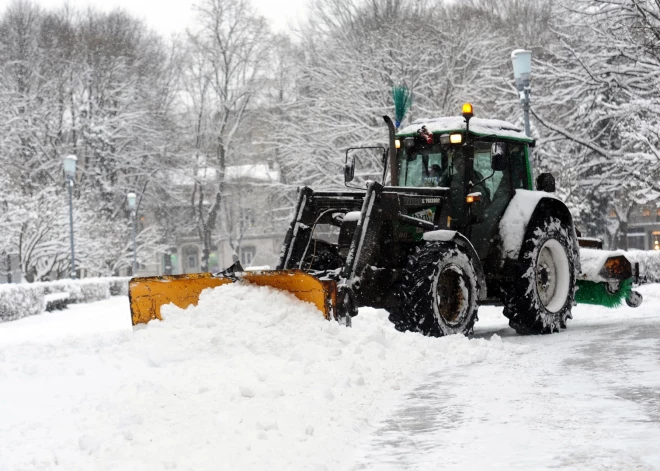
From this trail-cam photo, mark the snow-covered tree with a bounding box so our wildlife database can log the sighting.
[0,2,178,279]
[275,0,511,191]
[532,0,660,247]
[179,0,272,271]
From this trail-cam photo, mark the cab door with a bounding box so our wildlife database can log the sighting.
[468,142,514,259]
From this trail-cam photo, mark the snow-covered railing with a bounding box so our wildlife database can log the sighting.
[0,277,130,323]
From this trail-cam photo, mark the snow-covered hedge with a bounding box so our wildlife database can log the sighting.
[107,278,129,296]
[0,284,45,323]
[41,280,108,304]
[0,277,130,323]
[625,251,660,284]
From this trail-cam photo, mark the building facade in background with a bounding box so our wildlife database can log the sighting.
[139,161,287,276]
[626,205,660,251]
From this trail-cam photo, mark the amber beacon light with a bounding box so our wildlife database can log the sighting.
[462,103,474,120]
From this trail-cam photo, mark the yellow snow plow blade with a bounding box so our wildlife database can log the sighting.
[129,270,337,325]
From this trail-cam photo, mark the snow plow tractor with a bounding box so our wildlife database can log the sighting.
[129,104,642,336]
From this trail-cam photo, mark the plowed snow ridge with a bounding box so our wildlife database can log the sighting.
[0,283,526,470]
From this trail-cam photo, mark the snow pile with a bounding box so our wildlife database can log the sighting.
[0,283,525,470]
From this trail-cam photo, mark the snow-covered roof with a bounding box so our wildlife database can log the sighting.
[397,116,533,142]
[169,163,280,186]
[225,164,280,182]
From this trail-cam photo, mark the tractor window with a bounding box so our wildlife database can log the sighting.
[510,144,530,189]
[473,146,502,198]
[397,146,447,187]
[398,154,424,186]
[473,141,518,205]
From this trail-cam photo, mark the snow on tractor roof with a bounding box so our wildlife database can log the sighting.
[397,116,533,142]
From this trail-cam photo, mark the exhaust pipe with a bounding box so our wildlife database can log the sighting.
[383,116,398,185]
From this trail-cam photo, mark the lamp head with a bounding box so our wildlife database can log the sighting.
[511,49,532,91]
[127,192,137,210]
[63,154,77,180]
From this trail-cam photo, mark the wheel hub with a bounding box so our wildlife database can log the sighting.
[436,265,469,325]
[536,246,558,307]
[534,239,571,313]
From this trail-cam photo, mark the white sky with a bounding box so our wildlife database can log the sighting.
[4,0,309,35]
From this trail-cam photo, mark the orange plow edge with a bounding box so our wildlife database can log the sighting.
[128,270,337,325]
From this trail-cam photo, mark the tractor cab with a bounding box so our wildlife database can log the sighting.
[394,106,534,193]
[392,105,536,257]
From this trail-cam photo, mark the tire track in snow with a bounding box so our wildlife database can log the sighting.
[354,291,660,470]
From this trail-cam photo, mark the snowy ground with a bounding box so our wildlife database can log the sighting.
[1,284,659,470]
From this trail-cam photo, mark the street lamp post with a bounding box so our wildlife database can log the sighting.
[63,155,77,279]
[127,192,138,276]
[511,49,533,179]
[511,49,532,137]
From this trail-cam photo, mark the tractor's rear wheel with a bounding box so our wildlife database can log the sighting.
[391,242,480,337]
[504,217,577,334]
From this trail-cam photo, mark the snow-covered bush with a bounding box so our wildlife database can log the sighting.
[0,284,45,323]
[106,277,130,296]
[625,251,660,284]
[41,280,110,304]
[0,277,130,323]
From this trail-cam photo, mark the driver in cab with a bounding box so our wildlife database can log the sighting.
[424,152,491,206]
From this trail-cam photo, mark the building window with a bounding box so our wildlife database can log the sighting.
[608,209,617,218]
[208,252,220,273]
[241,209,255,228]
[627,233,645,250]
[182,246,199,272]
[240,246,256,266]
[642,208,651,217]
[653,231,660,251]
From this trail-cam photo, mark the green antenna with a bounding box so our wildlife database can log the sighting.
[392,86,412,129]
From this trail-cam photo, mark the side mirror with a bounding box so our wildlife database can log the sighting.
[344,156,355,183]
[491,142,507,171]
[537,173,555,192]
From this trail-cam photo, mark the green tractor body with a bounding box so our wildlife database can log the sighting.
[276,108,641,336]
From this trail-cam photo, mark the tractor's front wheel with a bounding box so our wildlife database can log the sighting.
[392,242,480,337]
[504,217,578,334]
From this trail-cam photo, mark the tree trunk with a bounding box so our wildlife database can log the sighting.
[614,218,629,250]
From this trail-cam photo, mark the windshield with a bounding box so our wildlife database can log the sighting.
[396,144,463,187]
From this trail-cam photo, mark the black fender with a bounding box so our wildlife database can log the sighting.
[422,230,488,301]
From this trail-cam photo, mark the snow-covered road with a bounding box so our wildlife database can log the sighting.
[356,285,660,469]
[1,284,659,470]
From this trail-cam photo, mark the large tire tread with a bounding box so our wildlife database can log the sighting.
[503,217,578,335]
[391,242,480,337]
